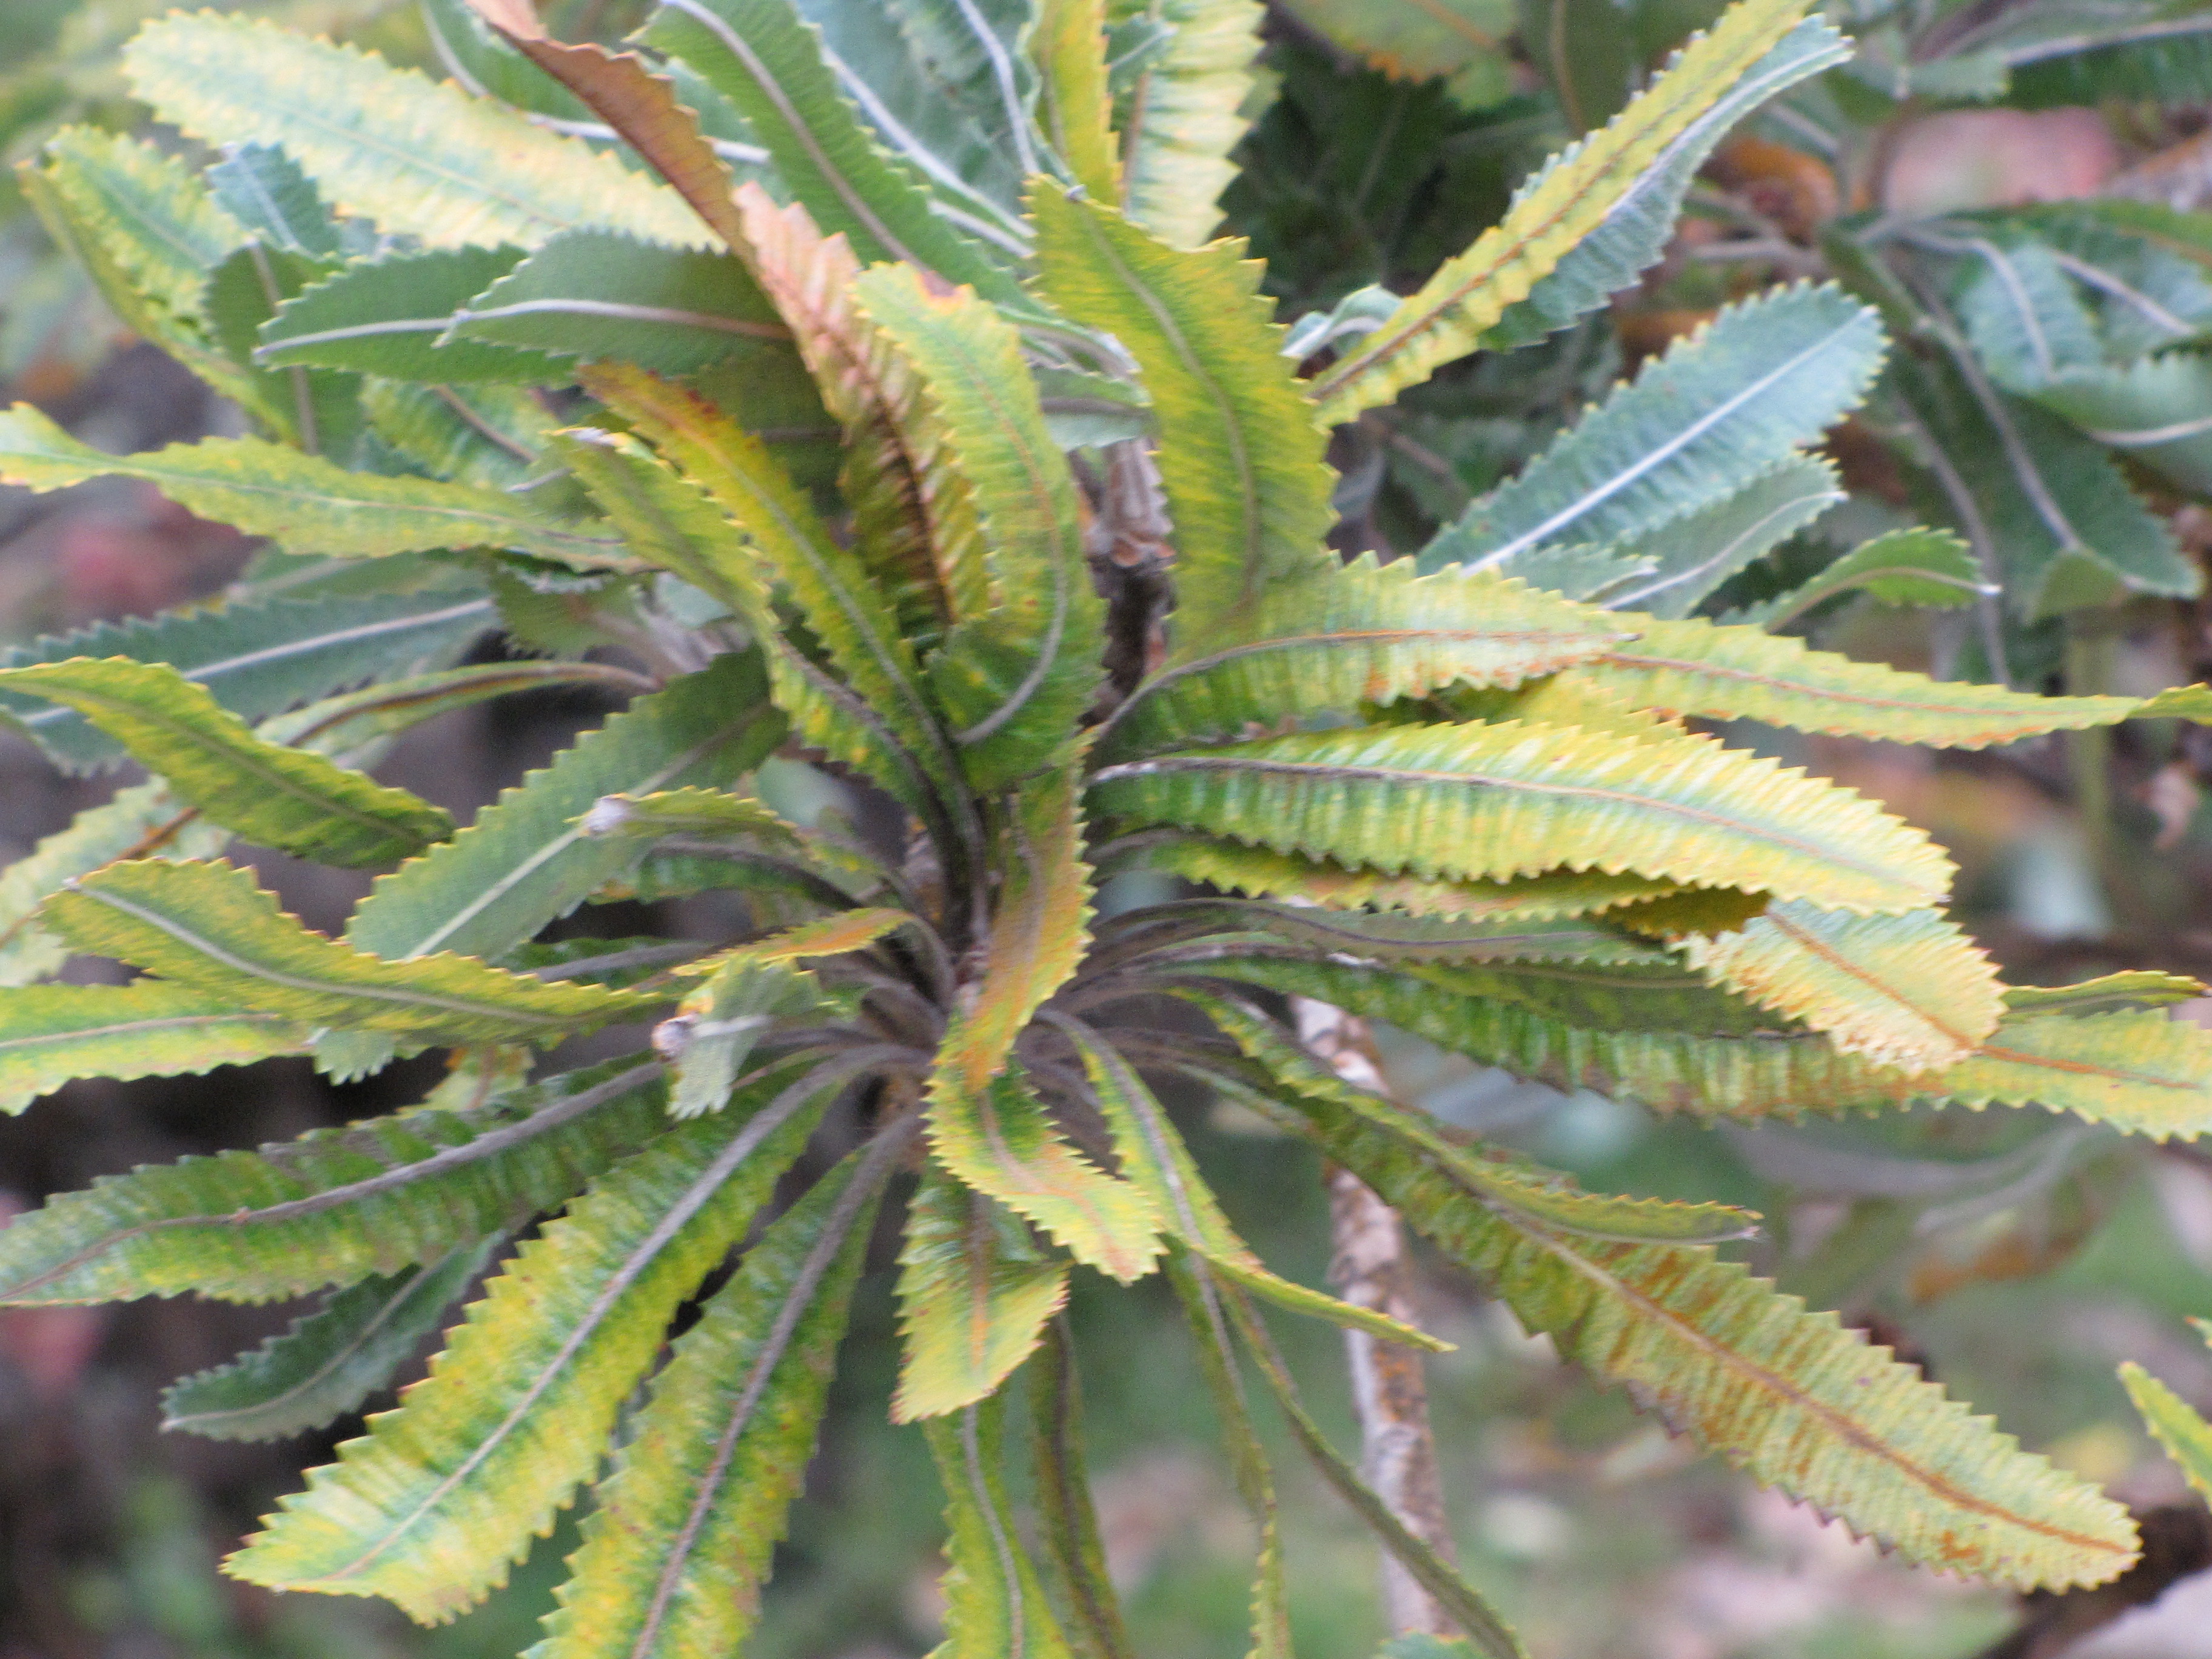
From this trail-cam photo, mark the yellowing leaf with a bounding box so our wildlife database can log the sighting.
[2122,1361,2212,1504]
[0,980,307,1117]
[1109,0,1264,247]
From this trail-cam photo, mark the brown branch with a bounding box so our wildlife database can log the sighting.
[1291,997,1458,1638]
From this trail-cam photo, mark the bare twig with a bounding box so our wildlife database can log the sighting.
[1291,997,1458,1638]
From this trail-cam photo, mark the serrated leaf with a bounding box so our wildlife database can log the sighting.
[1026,1317,1137,1659]
[1587,456,1842,618]
[1273,0,1512,99]
[1052,1016,1458,1342]
[659,954,839,1117]
[2004,12,2212,107]
[894,1162,1071,1421]
[122,13,705,251]
[529,1123,903,1659]
[0,980,309,1118]
[1096,557,1622,760]
[206,143,359,263]
[574,370,965,822]
[852,263,1103,785]
[1726,528,1988,629]
[1424,285,1885,573]
[2028,351,2212,498]
[1308,0,1817,421]
[45,860,654,1044]
[0,660,451,868]
[2004,971,2208,1014]
[0,406,623,568]
[926,1394,1078,1659]
[346,652,783,964]
[162,1243,495,1441]
[1089,720,1952,914]
[2120,1361,2212,1503]
[1679,901,2003,1070]
[1033,183,1337,660]
[1553,614,2150,748]
[638,0,1025,306]
[1034,0,1119,201]
[226,1056,835,1623]
[449,230,788,375]
[1301,1079,2139,1588]
[1482,16,1850,350]
[1950,233,2104,394]
[1108,0,1263,249]
[258,246,572,384]
[0,1055,666,1304]
[0,588,496,774]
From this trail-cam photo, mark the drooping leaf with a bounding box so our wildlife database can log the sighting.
[0,1056,668,1304]
[162,1243,496,1441]
[852,263,1104,784]
[925,1394,1078,1659]
[226,1059,836,1623]
[1307,0,1818,422]
[1423,285,1885,574]
[1033,183,1337,659]
[0,406,624,568]
[1089,719,1952,914]
[0,660,452,868]
[122,13,705,250]
[1096,557,1623,760]
[0,980,309,1119]
[530,1123,906,1659]
[44,860,656,1044]
[894,1162,1071,1421]
[346,652,784,964]
[1108,0,1264,249]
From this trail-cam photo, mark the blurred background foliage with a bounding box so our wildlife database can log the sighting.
[13,0,2212,1655]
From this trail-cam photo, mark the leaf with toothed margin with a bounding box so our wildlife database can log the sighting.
[42,860,656,1044]
[0,406,625,569]
[122,13,706,250]
[1087,719,1953,916]
[0,981,309,1119]
[1033,0,1118,202]
[0,1055,668,1304]
[1109,0,1264,249]
[1025,1316,1136,1659]
[258,246,570,384]
[0,660,452,869]
[894,1162,1070,1422]
[2122,1357,2212,1504]
[161,1242,497,1441]
[447,230,789,376]
[1724,528,1987,630]
[925,1392,1079,1659]
[224,1055,835,1623]
[527,1127,905,1659]
[1583,455,1843,619]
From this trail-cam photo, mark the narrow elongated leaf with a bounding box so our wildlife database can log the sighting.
[0,1056,668,1304]
[1054,1017,1455,1342]
[450,230,788,375]
[1558,614,2153,748]
[2028,352,2212,498]
[1027,1318,1138,1659]
[1090,720,1952,914]
[1109,0,1264,248]
[1034,0,1119,201]
[0,589,497,774]
[227,1062,833,1622]
[853,264,1104,783]
[927,1395,1078,1659]
[1033,184,1337,659]
[0,407,623,568]
[1281,1074,2139,1590]
[0,980,307,1118]
[1680,902,2003,1070]
[2003,971,2208,1015]
[1424,286,1885,572]
[1309,0,1816,421]
[638,0,1025,305]
[162,1244,495,1441]
[122,14,705,250]
[1482,16,1850,350]
[1097,557,1622,760]
[2120,1361,2212,1503]
[0,660,451,868]
[895,1162,1071,1421]
[1589,456,1842,618]
[1726,528,1987,629]
[576,369,966,831]
[531,1124,905,1659]
[45,860,654,1044]
[258,246,571,384]
[0,782,229,988]
[347,652,783,963]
